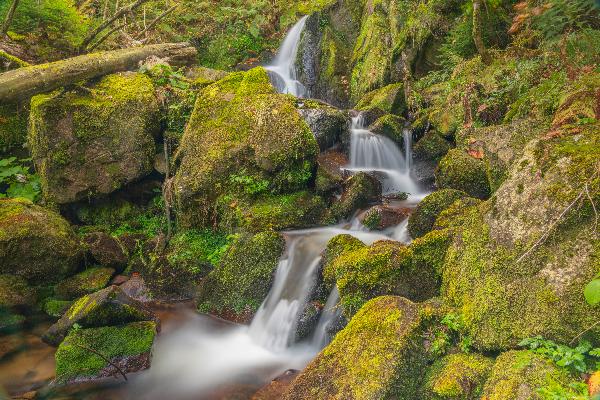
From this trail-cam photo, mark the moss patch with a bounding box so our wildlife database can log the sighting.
[55,267,115,300]
[435,149,491,199]
[408,189,469,239]
[423,353,493,400]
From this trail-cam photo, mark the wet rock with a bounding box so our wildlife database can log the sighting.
[407,189,469,239]
[119,274,152,303]
[315,151,347,196]
[369,114,406,147]
[83,232,128,272]
[54,321,157,384]
[54,267,115,300]
[0,199,82,284]
[252,369,300,400]
[29,72,160,204]
[295,302,322,342]
[0,310,25,333]
[0,275,36,310]
[413,130,451,163]
[356,83,405,125]
[43,299,73,318]
[296,98,349,151]
[359,205,411,230]
[43,285,158,346]
[329,172,382,221]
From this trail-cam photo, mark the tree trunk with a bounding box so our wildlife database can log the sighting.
[0,0,20,37]
[472,0,491,64]
[0,42,197,103]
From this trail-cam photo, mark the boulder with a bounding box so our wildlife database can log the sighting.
[0,102,28,152]
[29,72,160,204]
[0,275,36,310]
[315,151,347,195]
[359,205,410,230]
[252,370,300,400]
[54,267,115,300]
[54,321,157,384]
[173,67,319,227]
[422,353,493,400]
[44,299,73,318]
[296,99,349,152]
[329,172,382,221]
[285,296,441,400]
[197,232,285,323]
[83,232,128,271]
[435,149,491,199]
[413,131,452,163]
[407,189,469,239]
[0,199,82,284]
[355,84,405,125]
[43,285,157,346]
[369,114,406,147]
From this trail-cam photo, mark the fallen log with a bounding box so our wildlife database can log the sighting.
[0,42,197,103]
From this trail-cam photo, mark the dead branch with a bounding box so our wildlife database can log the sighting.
[88,22,129,52]
[134,4,178,40]
[73,344,128,381]
[0,0,20,37]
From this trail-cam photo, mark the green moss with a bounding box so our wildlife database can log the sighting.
[414,131,452,162]
[197,231,285,321]
[55,321,156,384]
[329,172,382,221]
[356,83,405,116]
[411,229,452,277]
[0,310,25,333]
[423,353,493,400]
[55,267,115,300]
[0,274,36,309]
[0,199,82,284]
[44,299,73,318]
[408,189,469,239]
[369,114,406,145]
[0,103,29,153]
[433,197,482,231]
[166,228,232,275]
[435,149,491,199]
[362,208,383,230]
[0,50,30,70]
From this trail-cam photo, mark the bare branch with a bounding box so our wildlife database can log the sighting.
[87,22,128,52]
[73,344,128,381]
[134,5,178,40]
[0,0,20,38]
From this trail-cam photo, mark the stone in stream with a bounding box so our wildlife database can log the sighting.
[54,267,115,300]
[0,198,82,284]
[315,151,347,196]
[295,98,349,152]
[359,205,411,230]
[407,189,469,239]
[43,286,158,346]
[82,232,129,272]
[435,149,491,200]
[369,114,406,148]
[0,275,37,310]
[355,83,405,126]
[328,172,382,221]
[28,72,160,204]
[252,369,300,400]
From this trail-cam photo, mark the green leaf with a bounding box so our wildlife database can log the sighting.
[584,279,600,305]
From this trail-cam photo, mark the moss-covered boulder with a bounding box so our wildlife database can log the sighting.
[355,84,405,124]
[442,124,600,350]
[329,172,382,221]
[28,72,160,204]
[435,149,491,199]
[44,299,73,318]
[174,67,319,227]
[0,274,36,310]
[414,131,452,163]
[285,296,441,400]
[296,98,349,151]
[422,353,493,400]
[197,231,285,322]
[359,205,410,230]
[324,238,439,317]
[408,189,469,239]
[83,232,128,271]
[0,198,82,284]
[55,321,157,384]
[217,191,327,233]
[54,267,115,300]
[481,350,577,400]
[369,114,406,146]
[433,197,483,231]
[315,151,347,196]
[43,285,157,346]
[0,102,28,152]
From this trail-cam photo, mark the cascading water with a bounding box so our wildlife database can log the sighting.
[265,16,308,97]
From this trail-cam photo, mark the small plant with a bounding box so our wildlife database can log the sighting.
[229,170,270,196]
[362,209,381,230]
[429,312,473,356]
[584,275,600,306]
[519,336,600,374]
[0,157,41,202]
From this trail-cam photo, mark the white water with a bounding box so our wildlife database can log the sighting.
[265,16,308,97]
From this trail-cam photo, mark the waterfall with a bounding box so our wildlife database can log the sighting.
[265,16,308,97]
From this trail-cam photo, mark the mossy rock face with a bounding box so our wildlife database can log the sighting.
[184,66,229,87]
[0,274,36,310]
[74,198,142,228]
[0,199,82,284]
[217,191,327,233]
[369,114,406,146]
[43,285,157,346]
[355,84,405,123]
[0,102,28,153]
[433,197,483,231]
[329,172,382,221]
[83,232,128,272]
[174,67,319,228]
[442,125,600,350]
[28,72,160,204]
[423,353,494,400]
[481,350,575,400]
[55,321,157,384]
[315,151,347,196]
[54,267,115,300]
[408,189,469,239]
[414,131,452,163]
[296,98,349,151]
[197,231,285,323]
[435,149,491,199]
[44,299,73,318]
[285,296,442,400]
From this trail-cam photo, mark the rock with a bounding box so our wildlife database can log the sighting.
[422,353,493,400]
[74,198,142,229]
[481,350,577,400]
[0,275,36,310]
[252,369,300,400]
[0,199,82,284]
[442,125,600,350]
[285,296,441,400]
[359,205,410,230]
[0,102,28,153]
[83,232,128,271]
[43,285,157,346]
[323,238,439,317]
[435,149,491,199]
[54,267,115,300]
[295,303,322,342]
[315,151,347,195]
[356,84,405,125]
[217,191,327,233]
[369,114,406,146]
[29,72,160,204]
[407,189,469,239]
[174,68,319,227]
[296,99,349,152]
[329,172,382,221]
[413,131,452,163]
[197,232,285,323]
[184,66,229,86]
[54,321,157,384]
[433,197,482,231]
[43,299,73,318]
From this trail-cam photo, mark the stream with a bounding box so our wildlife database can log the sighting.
[0,16,428,400]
